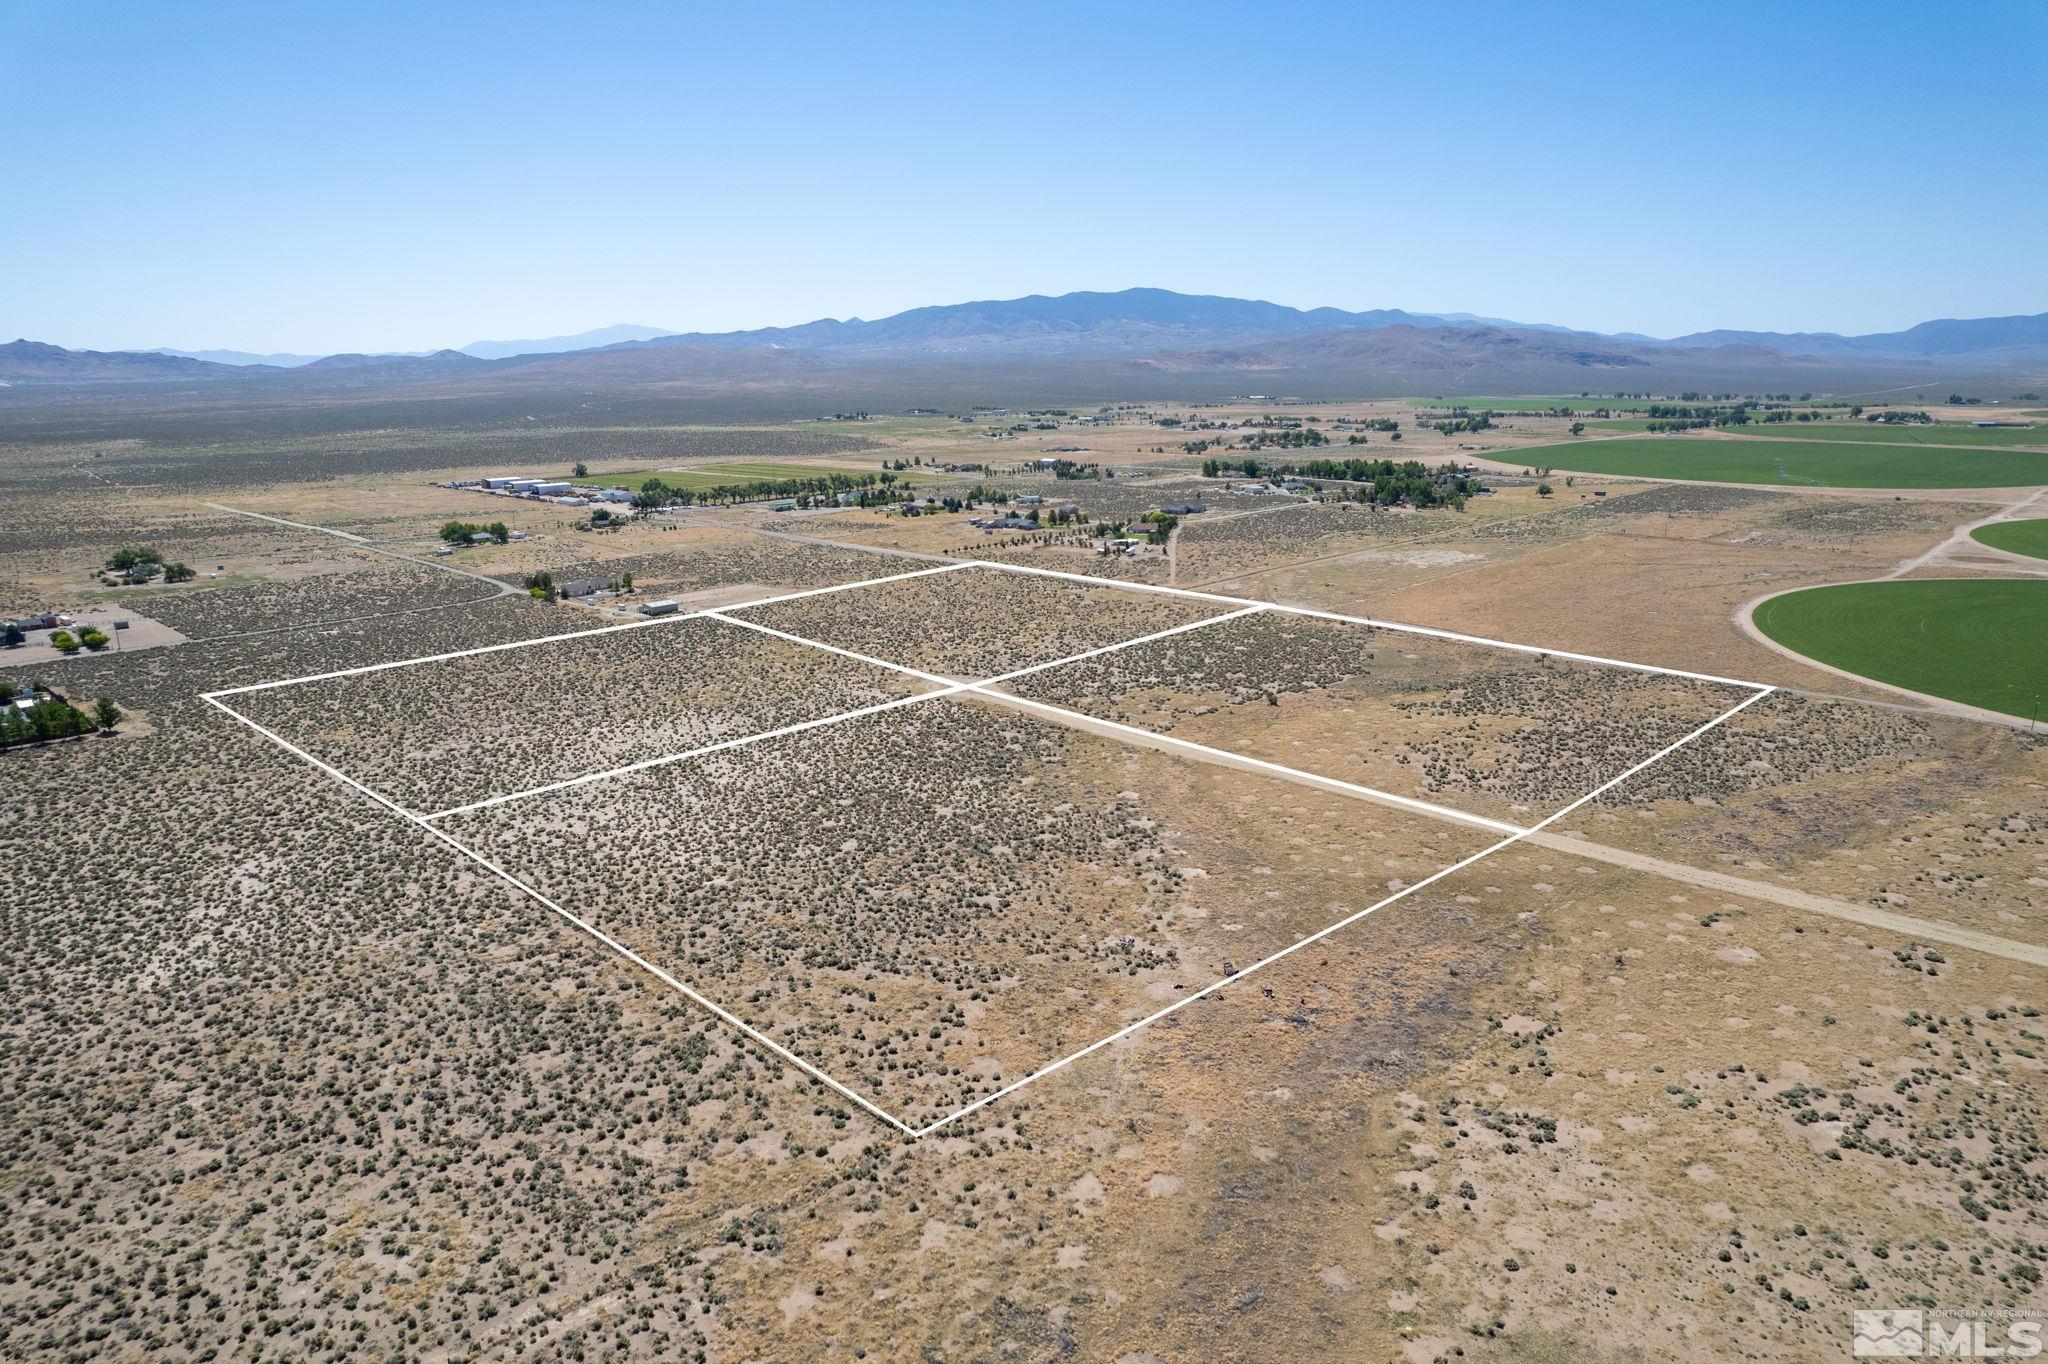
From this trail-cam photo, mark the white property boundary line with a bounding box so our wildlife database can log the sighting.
[907,684,1776,1136]
[966,558,1771,691]
[422,604,1272,821]
[203,560,978,699]
[200,692,921,1137]
[204,553,1778,1138]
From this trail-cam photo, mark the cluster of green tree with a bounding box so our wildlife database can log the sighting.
[439,520,509,545]
[1139,511,1177,544]
[1947,395,1986,406]
[1202,456,1478,510]
[1637,403,1762,431]
[1047,460,1106,479]
[1418,413,1494,435]
[1237,427,1329,450]
[0,694,119,749]
[1868,410,1934,425]
[48,627,113,655]
[1334,461,1478,509]
[632,471,905,510]
[105,547,194,583]
[1179,438,1226,455]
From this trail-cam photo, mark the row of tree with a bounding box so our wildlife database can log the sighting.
[631,471,907,510]
[1202,456,1480,509]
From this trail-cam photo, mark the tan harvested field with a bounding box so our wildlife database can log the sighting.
[3,394,2044,1364]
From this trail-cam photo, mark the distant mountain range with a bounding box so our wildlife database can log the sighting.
[457,323,672,359]
[151,347,333,368]
[150,323,675,368]
[7,289,2045,391]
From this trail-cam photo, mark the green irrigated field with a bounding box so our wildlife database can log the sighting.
[1753,579,2048,718]
[1580,419,2048,446]
[1412,396,1654,413]
[1721,421,2048,448]
[1971,519,2048,561]
[1520,436,2048,488]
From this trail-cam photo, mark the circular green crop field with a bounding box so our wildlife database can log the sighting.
[1970,519,2048,562]
[1753,579,2048,719]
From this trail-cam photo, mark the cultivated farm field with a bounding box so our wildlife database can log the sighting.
[1973,517,2048,560]
[1752,578,2048,718]
[1521,434,2048,487]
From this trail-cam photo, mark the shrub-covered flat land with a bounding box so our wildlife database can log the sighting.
[1753,578,2048,716]
[1521,434,2048,487]
[3,390,2045,1362]
[726,565,1235,677]
[1008,610,1758,822]
[230,614,929,814]
[1971,517,2048,560]
[441,692,1495,1126]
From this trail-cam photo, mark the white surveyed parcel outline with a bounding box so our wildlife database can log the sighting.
[204,557,1774,1138]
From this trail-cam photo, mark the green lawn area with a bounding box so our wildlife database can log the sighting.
[1971,519,2048,561]
[1519,436,2048,489]
[1753,579,2048,718]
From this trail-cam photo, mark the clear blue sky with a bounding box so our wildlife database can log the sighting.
[6,0,2044,354]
